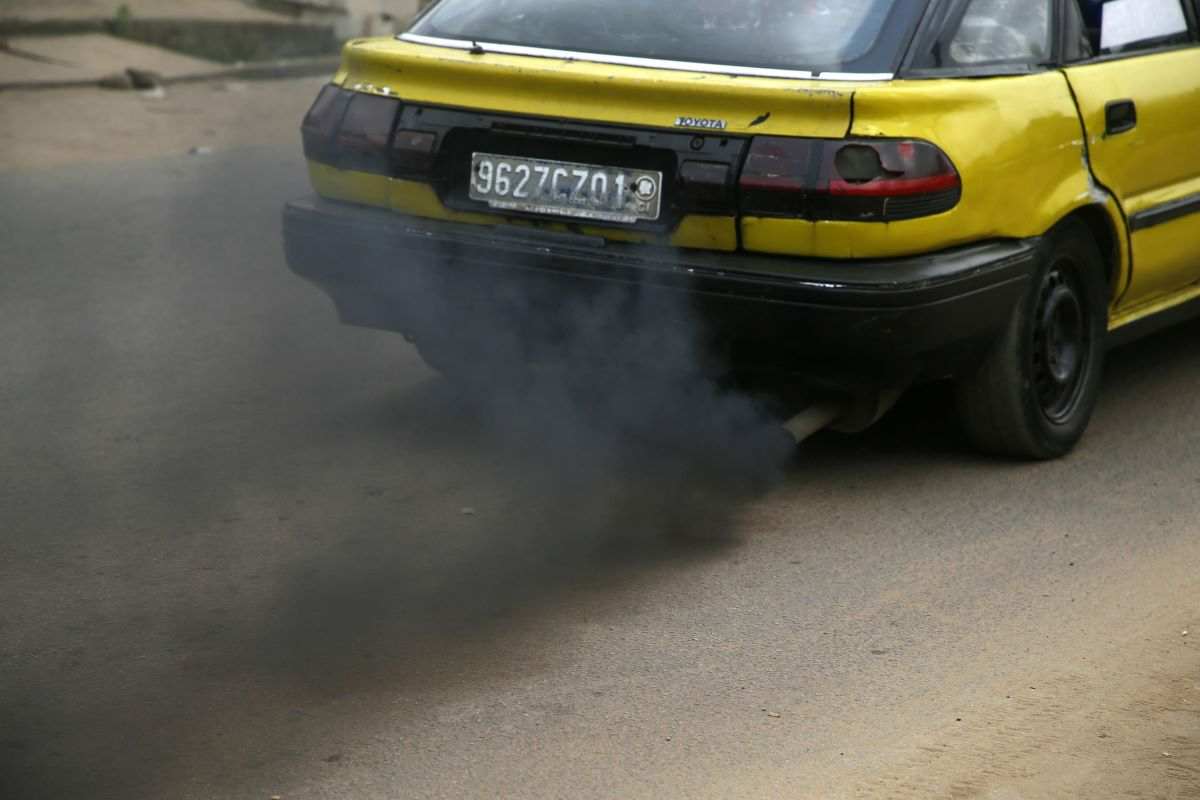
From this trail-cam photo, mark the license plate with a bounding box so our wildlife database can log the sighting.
[469,153,662,224]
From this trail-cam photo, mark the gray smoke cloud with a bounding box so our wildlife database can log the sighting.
[361,232,800,522]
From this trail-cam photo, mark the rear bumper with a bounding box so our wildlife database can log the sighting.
[283,196,1039,387]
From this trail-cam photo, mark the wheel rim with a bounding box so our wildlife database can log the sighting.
[1030,261,1091,424]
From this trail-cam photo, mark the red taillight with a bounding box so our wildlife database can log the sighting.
[830,172,961,197]
[739,137,960,221]
[740,138,821,193]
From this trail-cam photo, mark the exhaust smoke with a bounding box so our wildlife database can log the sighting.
[383,240,801,537]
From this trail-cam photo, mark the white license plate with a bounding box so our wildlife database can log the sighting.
[469,153,662,224]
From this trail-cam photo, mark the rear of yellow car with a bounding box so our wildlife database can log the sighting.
[284,0,1191,458]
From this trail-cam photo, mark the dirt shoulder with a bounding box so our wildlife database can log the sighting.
[0,76,325,170]
[850,607,1200,799]
[688,531,1200,800]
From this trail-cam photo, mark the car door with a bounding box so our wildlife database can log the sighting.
[1061,0,1200,315]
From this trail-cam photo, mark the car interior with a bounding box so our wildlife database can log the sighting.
[936,0,1195,68]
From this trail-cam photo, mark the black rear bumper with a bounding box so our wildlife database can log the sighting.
[283,196,1039,388]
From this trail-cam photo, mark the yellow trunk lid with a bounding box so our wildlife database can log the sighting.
[335,38,862,139]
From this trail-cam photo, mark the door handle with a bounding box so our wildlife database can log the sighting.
[1105,99,1137,136]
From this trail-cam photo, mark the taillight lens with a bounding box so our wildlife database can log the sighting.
[300,84,351,164]
[391,130,438,178]
[739,138,823,215]
[300,85,429,178]
[678,160,733,213]
[335,92,399,174]
[739,137,961,222]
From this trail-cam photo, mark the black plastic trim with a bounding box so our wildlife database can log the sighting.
[1109,294,1200,349]
[1104,99,1138,136]
[398,103,750,235]
[1129,193,1200,232]
[281,196,1041,385]
[284,195,1036,307]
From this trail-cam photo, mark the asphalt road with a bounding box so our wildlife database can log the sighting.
[2,147,1199,800]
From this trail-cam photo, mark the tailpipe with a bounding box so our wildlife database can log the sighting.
[781,384,909,445]
[782,401,846,445]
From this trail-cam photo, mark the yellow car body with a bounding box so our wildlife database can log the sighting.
[284,0,1200,457]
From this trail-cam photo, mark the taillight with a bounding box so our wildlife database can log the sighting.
[739,137,960,222]
[300,85,433,179]
[335,92,399,174]
[739,138,824,215]
[300,84,352,164]
[391,130,438,178]
[678,160,733,213]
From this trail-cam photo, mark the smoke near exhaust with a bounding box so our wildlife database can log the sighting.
[363,236,799,536]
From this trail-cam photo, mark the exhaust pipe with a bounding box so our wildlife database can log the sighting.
[782,401,846,444]
[782,383,911,445]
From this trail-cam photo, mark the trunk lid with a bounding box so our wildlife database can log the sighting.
[336,38,860,139]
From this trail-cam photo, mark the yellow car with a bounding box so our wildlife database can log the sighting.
[284,0,1200,459]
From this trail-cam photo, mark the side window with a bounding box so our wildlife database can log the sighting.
[1063,0,1095,62]
[945,0,1053,66]
[1091,0,1191,55]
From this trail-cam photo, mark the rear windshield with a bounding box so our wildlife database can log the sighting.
[409,0,929,75]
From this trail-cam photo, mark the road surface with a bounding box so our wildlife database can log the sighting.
[2,144,1198,799]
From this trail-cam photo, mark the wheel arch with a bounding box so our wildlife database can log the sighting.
[1052,201,1129,304]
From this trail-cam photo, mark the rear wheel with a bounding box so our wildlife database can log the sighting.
[955,221,1108,459]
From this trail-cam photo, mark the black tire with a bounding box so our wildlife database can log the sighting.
[955,221,1108,459]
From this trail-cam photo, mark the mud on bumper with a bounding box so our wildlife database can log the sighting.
[283,196,1039,389]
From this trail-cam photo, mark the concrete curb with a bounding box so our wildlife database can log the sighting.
[0,19,107,36]
[0,55,338,92]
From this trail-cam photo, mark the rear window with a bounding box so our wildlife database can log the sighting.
[409,0,930,75]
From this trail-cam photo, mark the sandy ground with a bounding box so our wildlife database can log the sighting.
[0,32,219,85]
[0,76,327,169]
[846,604,1200,799]
[1,78,1199,800]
